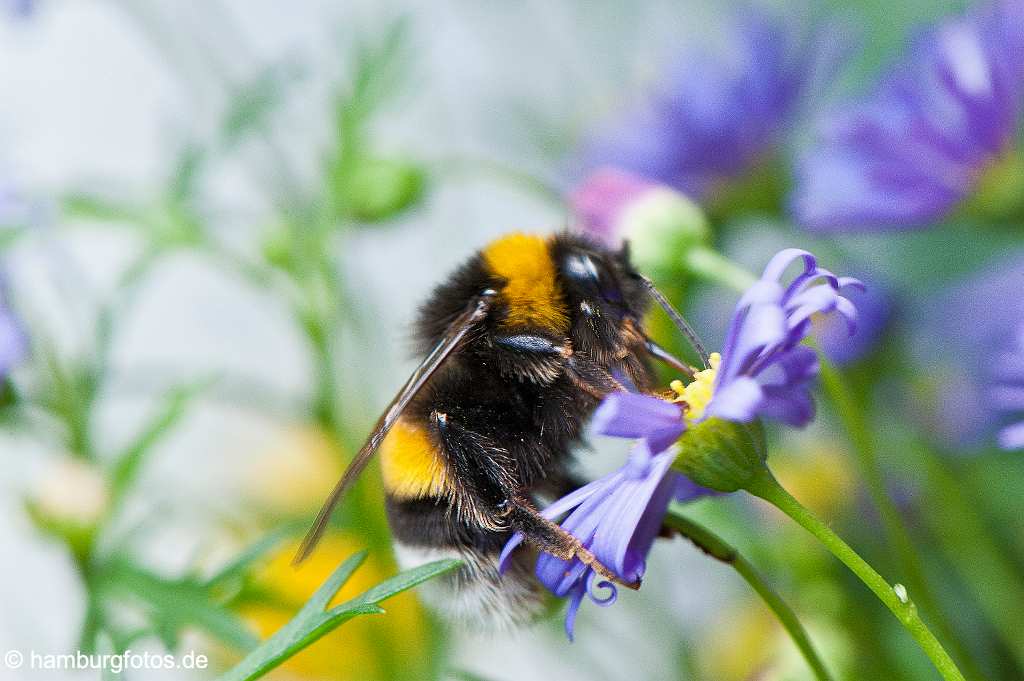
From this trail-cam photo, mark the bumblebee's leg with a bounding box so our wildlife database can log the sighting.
[504,497,641,591]
[431,409,638,590]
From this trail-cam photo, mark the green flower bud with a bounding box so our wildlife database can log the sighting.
[342,157,426,222]
[624,187,710,276]
[570,168,709,277]
[25,457,109,559]
[671,417,767,492]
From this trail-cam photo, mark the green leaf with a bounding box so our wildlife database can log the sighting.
[217,553,460,681]
[451,670,500,681]
[99,562,259,652]
[105,382,208,518]
[301,550,368,616]
[221,59,303,151]
[342,17,411,131]
[204,523,302,591]
[168,144,206,205]
[335,557,455,612]
[61,193,142,224]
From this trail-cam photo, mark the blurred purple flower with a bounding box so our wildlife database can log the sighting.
[576,10,842,201]
[569,168,661,245]
[813,272,892,365]
[991,324,1024,449]
[500,249,860,637]
[793,0,1024,231]
[0,319,24,379]
[498,393,700,640]
[709,248,861,425]
[4,0,34,18]
[916,252,1024,450]
[0,283,25,379]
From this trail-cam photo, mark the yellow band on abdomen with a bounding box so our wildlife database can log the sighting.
[380,419,450,499]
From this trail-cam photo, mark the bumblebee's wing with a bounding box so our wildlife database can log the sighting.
[292,290,496,565]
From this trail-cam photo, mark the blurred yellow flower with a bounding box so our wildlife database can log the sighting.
[244,427,346,516]
[238,536,429,681]
[700,601,850,681]
[772,440,856,518]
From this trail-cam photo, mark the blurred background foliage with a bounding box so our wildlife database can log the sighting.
[1,0,1023,680]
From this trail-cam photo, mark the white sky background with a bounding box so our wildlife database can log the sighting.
[0,2,740,679]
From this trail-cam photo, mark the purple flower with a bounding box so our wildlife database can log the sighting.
[792,0,1024,231]
[0,282,25,379]
[812,272,891,366]
[575,10,841,202]
[992,324,1024,449]
[913,251,1024,450]
[0,312,24,378]
[501,249,861,637]
[4,0,34,19]
[499,393,698,640]
[707,248,861,425]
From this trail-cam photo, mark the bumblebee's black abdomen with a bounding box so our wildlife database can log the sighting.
[385,496,508,553]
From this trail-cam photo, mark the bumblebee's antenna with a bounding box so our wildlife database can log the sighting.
[640,275,711,369]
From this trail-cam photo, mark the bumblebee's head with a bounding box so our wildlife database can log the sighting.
[415,231,654,388]
[549,232,650,365]
[469,232,651,384]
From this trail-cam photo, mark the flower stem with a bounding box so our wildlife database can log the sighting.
[816,358,971,664]
[664,510,834,681]
[744,469,966,681]
[682,245,758,293]
[917,448,1024,671]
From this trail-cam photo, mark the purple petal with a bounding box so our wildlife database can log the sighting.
[997,421,1024,450]
[497,533,525,574]
[563,582,586,642]
[590,448,678,580]
[719,303,788,385]
[761,248,816,284]
[591,392,685,454]
[759,386,816,427]
[706,376,764,423]
[991,385,1024,410]
[793,2,1022,232]
[0,310,27,377]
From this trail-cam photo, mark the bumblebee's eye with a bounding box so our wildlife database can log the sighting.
[564,253,622,304]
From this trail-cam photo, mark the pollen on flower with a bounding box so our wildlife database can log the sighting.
[670,352,721,422]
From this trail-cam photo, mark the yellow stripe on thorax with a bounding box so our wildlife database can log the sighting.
[482,233,569,333]
[380,418,450,500]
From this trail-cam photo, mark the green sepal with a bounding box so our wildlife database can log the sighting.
[671,417,767,492]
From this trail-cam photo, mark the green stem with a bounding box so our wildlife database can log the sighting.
[683,245,758,292]
[817,358,971,668]
[917,449,1024,670]
[664,510,834,681]
[745,469,966,681]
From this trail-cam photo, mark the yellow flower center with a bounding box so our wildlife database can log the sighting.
[670,352,721,423]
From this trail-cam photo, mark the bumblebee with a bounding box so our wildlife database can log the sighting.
[295,231,691,627]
